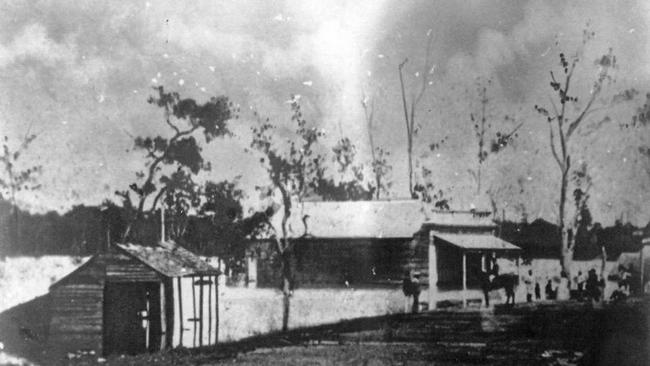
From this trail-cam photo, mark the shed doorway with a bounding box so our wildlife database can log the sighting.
[103,282,162,355]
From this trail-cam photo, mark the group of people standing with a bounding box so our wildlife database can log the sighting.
[523,269,559,302]
[522,268,606,303]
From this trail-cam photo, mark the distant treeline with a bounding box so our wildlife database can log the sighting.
[0,198,263,263]
[500,218,649,261]
[0,198,648,262]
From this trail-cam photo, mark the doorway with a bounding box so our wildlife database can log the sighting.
[103,282,161,355]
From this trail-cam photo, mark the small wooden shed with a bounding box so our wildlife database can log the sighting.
[48,241,220,357]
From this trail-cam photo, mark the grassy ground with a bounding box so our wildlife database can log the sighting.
[55,298,648,366]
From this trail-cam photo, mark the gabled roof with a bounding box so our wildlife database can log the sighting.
[435,233,521,251]
[115,241,220,277]
[269,199,496,239]
[49,256,100,289]
[49,242,219,290]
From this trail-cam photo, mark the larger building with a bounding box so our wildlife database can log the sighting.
[249,199,522,308]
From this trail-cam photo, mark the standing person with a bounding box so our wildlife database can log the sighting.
[489,254,499,282]
[619,265,631,294]
[586,269,600,302]
[524,270,534,302]
[411,272,421,313]
[402,271,413,312]
[545,279,556,300]
[535,282,541,300]
[598,275,606,302]
[577,271,585,300]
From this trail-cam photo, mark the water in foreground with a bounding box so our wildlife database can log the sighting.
[45,299,646,366]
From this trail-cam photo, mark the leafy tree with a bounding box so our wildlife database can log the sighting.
[534,29,636,284]
[196,179,244,260]
[313,137,375,201]
[249,97,324,332]
[121,86,234,242]
[0,132,41,254]
[160,169,201,241]
[398,29,435,197]
[414,166,450,210]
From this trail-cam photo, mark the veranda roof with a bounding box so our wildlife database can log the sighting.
[434,233,521,252]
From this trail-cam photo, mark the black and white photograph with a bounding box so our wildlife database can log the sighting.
[0,1,649,365]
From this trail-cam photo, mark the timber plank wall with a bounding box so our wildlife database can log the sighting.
[49,259,105,355]
[48,253,163,356]
[255,237,428,288]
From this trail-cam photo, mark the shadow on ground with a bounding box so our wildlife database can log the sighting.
[0,295,52,364]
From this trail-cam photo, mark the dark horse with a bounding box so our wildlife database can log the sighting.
[476,269,518,307]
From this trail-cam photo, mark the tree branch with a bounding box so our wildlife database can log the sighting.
[413,31,434,109]
[549,96,560,120]
[548,122,563,170]
[398,58,411,136]
[566,90,600,141]
[133,125,201,225]
[165,116,181,135]
[151,186,168,212]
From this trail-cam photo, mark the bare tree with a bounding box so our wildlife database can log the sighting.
[398,30,435,197]
[534,29,636,284]
[468,79,523,198]
[249,97,325,332]
[0,131,41,254]
[361,94,392,198]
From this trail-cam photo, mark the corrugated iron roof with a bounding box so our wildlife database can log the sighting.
[116,241,220,277]
[271,199,425,239]
[423,211,495,228]
[270,199,495,239]
[435,233,521,251]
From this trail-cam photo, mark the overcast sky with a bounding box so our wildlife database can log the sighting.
[1,0,649,225]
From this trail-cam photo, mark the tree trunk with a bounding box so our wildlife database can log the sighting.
[11,206,19,255]
[557,163,573,298]
[7,182,18,256]
[477,163,482,196]
[375,175,381,200]
[407,137,414,197]
[280,250,292,332]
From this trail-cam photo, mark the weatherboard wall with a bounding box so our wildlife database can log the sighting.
[253,237,427,288]
[48,258,105,356]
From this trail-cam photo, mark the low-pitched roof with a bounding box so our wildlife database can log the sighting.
[423,211,495,229]
[435,233,521,251]
[272,199,426,239]
[116,241,220,277]
[270,199,496,239]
